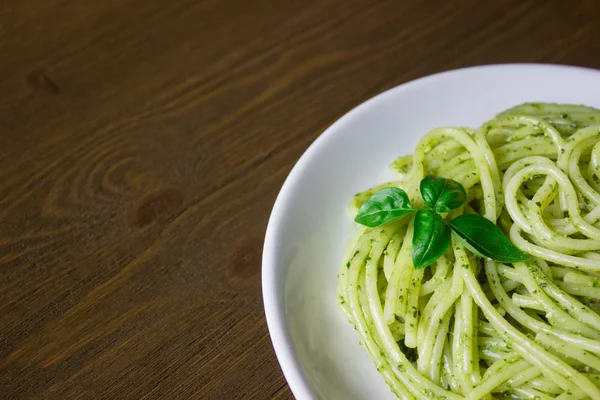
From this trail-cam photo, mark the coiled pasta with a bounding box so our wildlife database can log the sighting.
[337,103,600,399]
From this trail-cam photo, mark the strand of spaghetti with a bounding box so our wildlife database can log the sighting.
[564,271,600,286]
[559,282,600,299]
[383,224,406,281]
[428,310,452,383]
[417,279,460,374]
[382,221,414,323]
[487,259,600,357]
[403,267,424,348]
[554,390,587,400]
[337,225,372,318]
[515,378,562,395]
[559,125,600,169]
[504,156,600,249]
[453,243,480,388]
[568,135,600,205]
[510,223,600,272]
[466,359,531,400]
[474,123,504,210]
[536,332,600,371]
[364,229,461,399]
[529,176,600,251]
[588,141,600,192]
[452,288,469,395]
[420,254,451,295]
[424,142,465,171]
[514,263,600,339]
[492,116,566,206]
[464,261,598,396]
[344,228,415,398]
[510,385,553,400]
[441,338,463,394]
[495,365,542,392]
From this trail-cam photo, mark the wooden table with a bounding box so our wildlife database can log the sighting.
[1,1,599,399]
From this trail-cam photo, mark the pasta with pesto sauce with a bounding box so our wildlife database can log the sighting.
[337,103,600,399]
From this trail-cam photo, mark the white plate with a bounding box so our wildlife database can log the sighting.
[262,64,600,400]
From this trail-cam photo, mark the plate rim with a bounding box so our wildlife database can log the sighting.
[261,62,600,400]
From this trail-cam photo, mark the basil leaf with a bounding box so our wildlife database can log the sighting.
[448,213,532,262]
[420,175,467,213]
[354,187,416,227]
[412,209,451,269]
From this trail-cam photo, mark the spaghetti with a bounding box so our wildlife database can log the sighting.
[337,103,600,399]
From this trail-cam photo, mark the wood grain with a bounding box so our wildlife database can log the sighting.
[1,1,600,398]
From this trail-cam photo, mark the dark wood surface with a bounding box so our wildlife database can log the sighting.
[1,1,600,399]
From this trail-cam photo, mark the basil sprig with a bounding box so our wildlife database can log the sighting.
[411,210,451,269]
[420,175,466,213]
[354,187,416,227]
[447,214,532,263]
[354,175,531,269]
